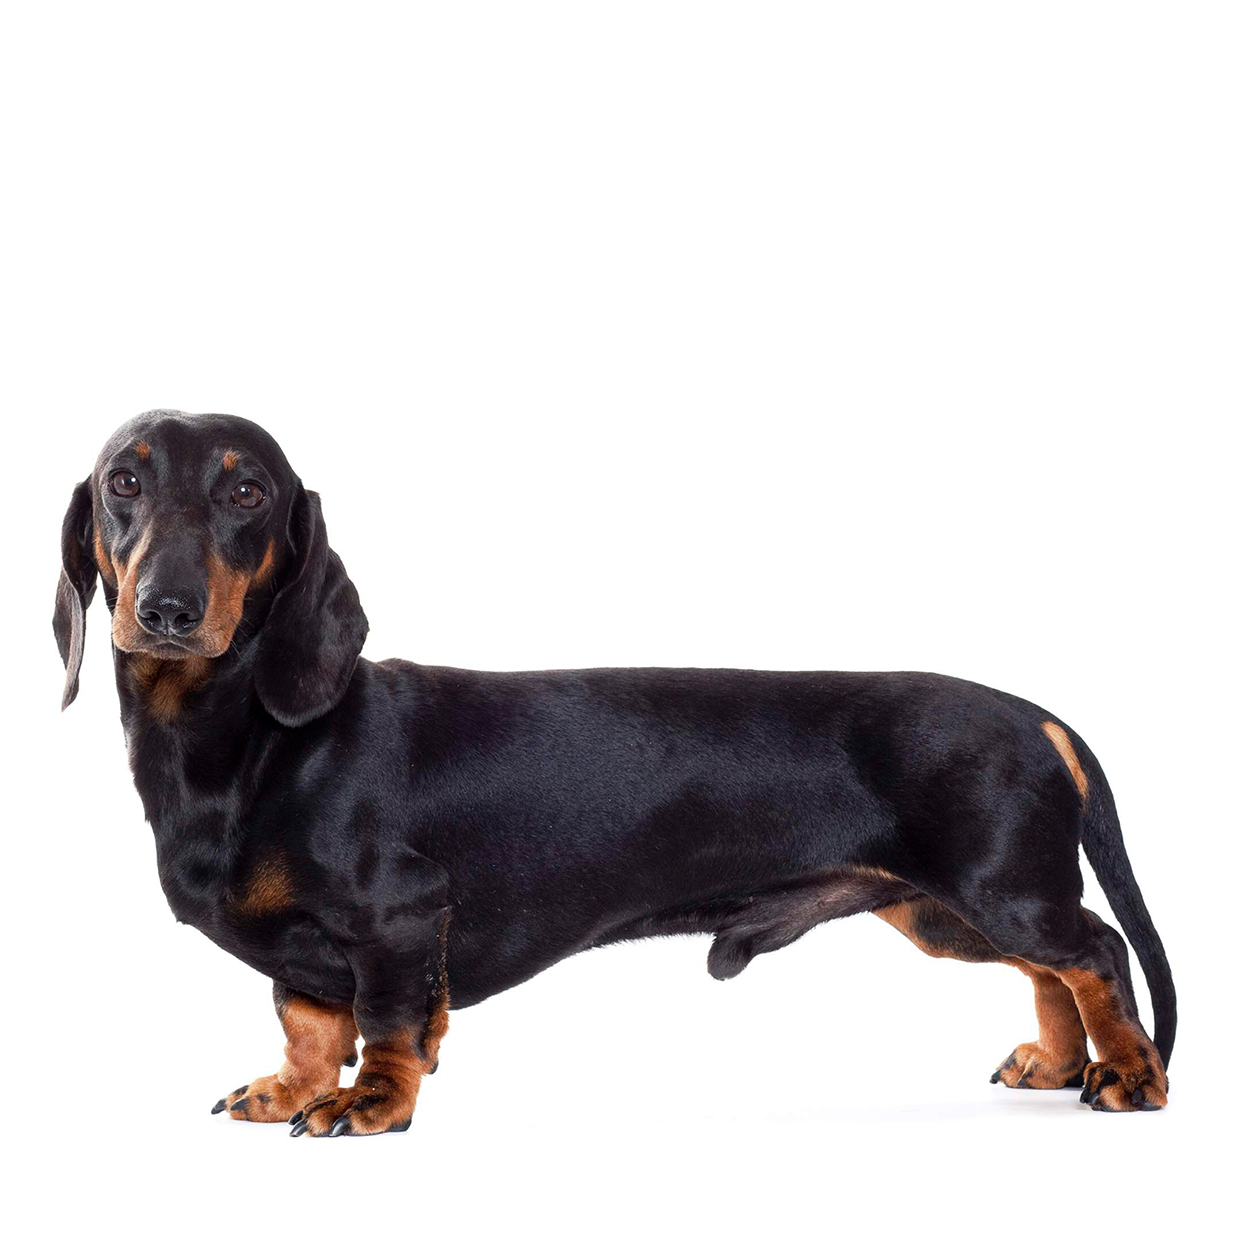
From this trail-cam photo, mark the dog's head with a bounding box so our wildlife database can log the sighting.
[53,410,368,727]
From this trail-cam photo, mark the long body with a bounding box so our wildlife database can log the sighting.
[136,661,1086,1009]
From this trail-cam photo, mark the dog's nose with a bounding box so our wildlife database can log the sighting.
[135,586,205,639]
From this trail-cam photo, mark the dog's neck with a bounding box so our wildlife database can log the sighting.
[114,644,276,918]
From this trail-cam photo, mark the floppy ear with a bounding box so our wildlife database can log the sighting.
[53,479,98,710]
[254,485,368,728]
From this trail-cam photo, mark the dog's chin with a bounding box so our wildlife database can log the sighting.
[118,637,209,660]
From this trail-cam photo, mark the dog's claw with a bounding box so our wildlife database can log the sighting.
[329,1116,350,1137]
[289,1111,304,1125]
[989,1070,1000,1084]
[211,1098,228,1114]
[290,1120,309,1138]
[230,1098,249,1113]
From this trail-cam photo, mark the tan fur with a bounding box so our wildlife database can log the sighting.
[134,441,150,459]
[876,897,1091,1089]
[993,960,1090,1086]
[109,527,154,651]
[1041,720,1089,805]
[235,852,295,916]
[92,525,115,588]
[128,653,212,721]
[200,538,275,656]
[1058,965,1168,1108]
[222,450,239,471]
[224,997,357,1123]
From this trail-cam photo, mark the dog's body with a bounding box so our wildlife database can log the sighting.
[55,411,1175,1134]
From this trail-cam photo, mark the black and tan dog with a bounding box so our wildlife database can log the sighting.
[54,410,1175,1134]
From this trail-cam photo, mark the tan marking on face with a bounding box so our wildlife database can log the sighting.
[128,653,212,721]
[222,450,239,471]
[235,851,296,916]
[109,527,155,651]
[92,525,116,588]
[1041,721,1089,805]
[199,538,277,656]
[134,441,150,459]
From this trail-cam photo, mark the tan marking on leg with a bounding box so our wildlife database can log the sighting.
[992,960,1089,1087]
[876,898,1092,1089]
[223,997,357,1123]
[234,851,296,916]
[1058,966,1167,1109]
[875,899,923,946]
[1041,720,1089,805]
[222,450,239,471]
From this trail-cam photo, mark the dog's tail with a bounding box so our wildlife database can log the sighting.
[1068,729,1177,1069]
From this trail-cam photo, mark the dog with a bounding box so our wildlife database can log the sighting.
[54,409,1175,1134]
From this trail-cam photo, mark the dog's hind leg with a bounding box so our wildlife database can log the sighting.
[875,897,1090,1090]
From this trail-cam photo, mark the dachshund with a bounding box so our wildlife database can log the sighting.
[54,410,1175,1134]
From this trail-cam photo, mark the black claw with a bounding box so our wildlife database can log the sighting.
[989,1071,1000,1084]
[231,1085,248,1097]
[211,1098,228,1115]
[230,1098,249,1113]
[429,1061,439,1075]
[290,1120,309,1138]
[289,1111,304,1125]
[1130,1087,1146,1107]
[387,1117,413,1133]
[329,1116,350,1137]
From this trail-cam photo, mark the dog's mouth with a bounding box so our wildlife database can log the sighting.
[125,637,206,660]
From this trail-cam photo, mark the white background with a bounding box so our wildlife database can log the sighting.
[4,2,1245,1245]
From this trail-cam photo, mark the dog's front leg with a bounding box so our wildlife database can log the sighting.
[289,906,450,1138]
[213,984,358,1123]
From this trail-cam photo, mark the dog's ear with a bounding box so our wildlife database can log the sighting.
[53,479,98,710]
[254,485,368,728]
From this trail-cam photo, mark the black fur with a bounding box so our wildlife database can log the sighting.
[55,410,1177,1126]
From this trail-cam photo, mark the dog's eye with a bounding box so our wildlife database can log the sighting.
[231,481,266,509]
[110,470,140,498]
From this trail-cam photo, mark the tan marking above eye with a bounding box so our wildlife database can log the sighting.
[223,450,239,471]
[1041,721,1090,805]
[134,441,150,459]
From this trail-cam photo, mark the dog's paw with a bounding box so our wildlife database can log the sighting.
[211,1074,327,1123]
[990,1042,1088,1090]
[1080,1045,1168,1112]
[288,1083,416,1137]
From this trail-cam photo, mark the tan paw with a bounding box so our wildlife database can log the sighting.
[990,1041,1088,1090]
[1080,1044,1168,1111]
[211,1074,331,1123]
[288,1080,416,1137]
